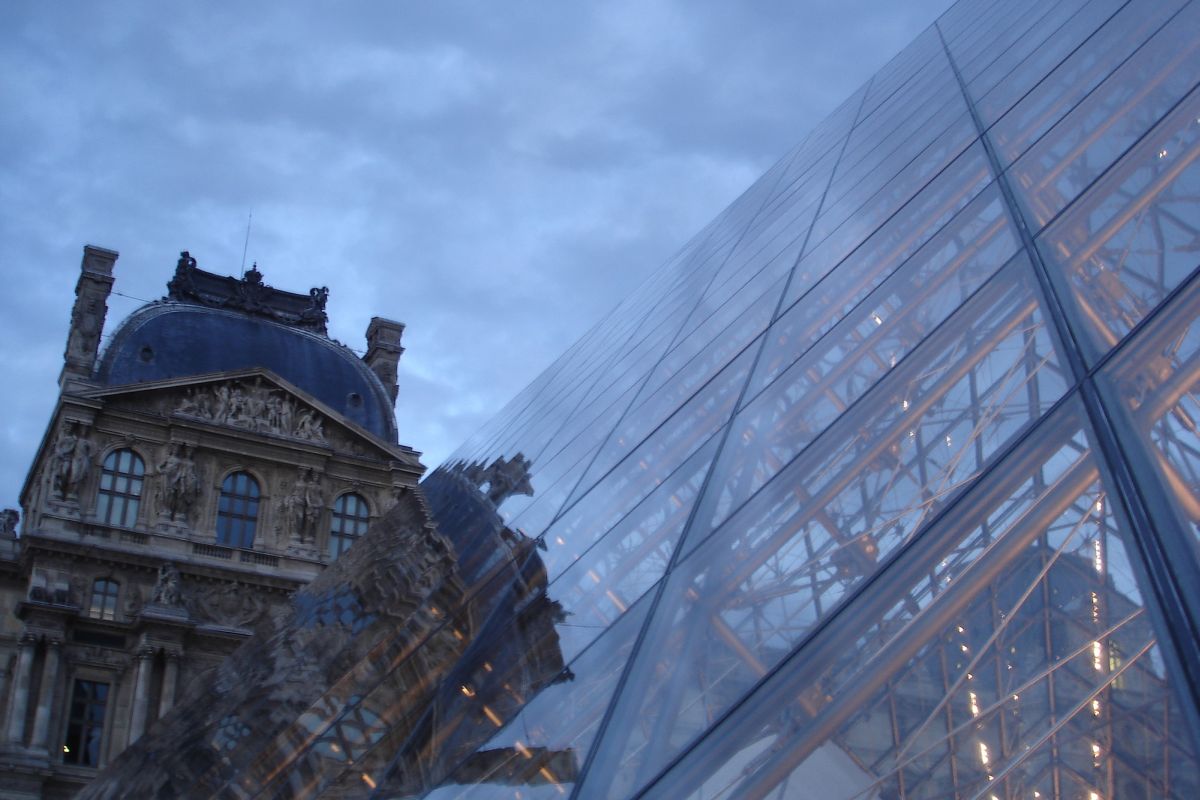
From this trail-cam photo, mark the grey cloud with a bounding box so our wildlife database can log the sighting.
[0,0,950,508]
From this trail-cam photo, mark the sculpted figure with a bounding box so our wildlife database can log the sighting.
[295,408,325,442]
[282,472,307,541]
[212,383,232,424]
[52,422,94,498]
[158,443,199,520]
[152,563,184,607]
[283,467,326,544]
[279,396,295,437]
[0,508,18,539]
[301,470,326,544]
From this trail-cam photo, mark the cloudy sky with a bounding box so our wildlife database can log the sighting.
[0,0,951,510]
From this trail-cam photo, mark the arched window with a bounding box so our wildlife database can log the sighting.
[328,493,369,559]
[89,578,120,621]
[96,449,145,527]
[217,472,260,549]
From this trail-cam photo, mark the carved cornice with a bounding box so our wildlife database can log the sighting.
[168,252,330,335]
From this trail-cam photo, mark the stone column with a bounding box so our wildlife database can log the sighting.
[127,648,154,744]
[29,638,62,750]
[158,652,180,718]
[4,635,37,744]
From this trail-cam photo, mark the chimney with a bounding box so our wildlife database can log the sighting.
[60,245,118,390]
[364,316,405,407]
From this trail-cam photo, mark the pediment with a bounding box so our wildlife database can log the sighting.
[86,369,416,464]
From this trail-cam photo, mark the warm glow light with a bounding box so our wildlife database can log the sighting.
[361,774,377,789]
[979,741,989,766]
[605,589,628,612]
[1093,641,1104,671]
[516,740,533,759]
[968,691,979,717]
[460,685,475,697]
[1093,539,1104,573]
[483,705,503,726]
[1092,699,1102,716]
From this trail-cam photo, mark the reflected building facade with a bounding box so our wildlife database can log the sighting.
[81,0,1200,797]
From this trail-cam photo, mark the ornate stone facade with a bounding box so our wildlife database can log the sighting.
[0,246,419,798]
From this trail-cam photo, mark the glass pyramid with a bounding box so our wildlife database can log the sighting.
[81,0,1200,797]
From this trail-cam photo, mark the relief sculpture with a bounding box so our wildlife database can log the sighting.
[174,380,327,443]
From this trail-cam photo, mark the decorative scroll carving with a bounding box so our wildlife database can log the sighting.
[52,421,94,498]
[165,251,330,334]
[174,381,327,443]
[157,443,200,520]
[186,581,269,629]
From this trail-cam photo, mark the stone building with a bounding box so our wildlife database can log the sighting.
[0,246,422,798]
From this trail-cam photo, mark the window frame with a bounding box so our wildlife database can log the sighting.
[216,470,261,549]
[328,492,370,560]
[88,578,120,621]
[95,448,145,528]
[62,677,111,768]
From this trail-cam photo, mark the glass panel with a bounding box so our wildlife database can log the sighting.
[582,261,1070,794]
[787,114,980,308]
[550,338,745,578]
[1037,87,1200,364]
[1097,275,1200,551]
[634,399,1200,800]
[982,0,1186,137]
[698,251,1050,551]
[1008,9,1200,229]
[760,145,999,397]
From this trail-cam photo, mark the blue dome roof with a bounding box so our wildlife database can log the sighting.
[96,303,397,442]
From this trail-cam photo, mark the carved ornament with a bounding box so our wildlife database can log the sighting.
[174,380,327,443]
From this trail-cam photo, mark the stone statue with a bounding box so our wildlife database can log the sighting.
[166,250,198,298]
[300,286,330,328]
[52,422,94,498]
[0,508,18,539]
[282,474,306,541]
[302,471,326,539]
[152,563,184,607]
[284,467,326,545]
[157,443,200,520]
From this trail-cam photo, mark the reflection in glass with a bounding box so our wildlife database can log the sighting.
[1098,276,1200,548]
[635,401,1199,800]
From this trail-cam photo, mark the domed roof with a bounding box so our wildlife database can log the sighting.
[96,302,398,442]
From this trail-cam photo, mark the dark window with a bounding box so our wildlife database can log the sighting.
[96,449,144,527]
[63,679,108,767]
[217,472,260,549]
[89,579,120,621]
[329,493,369,559]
